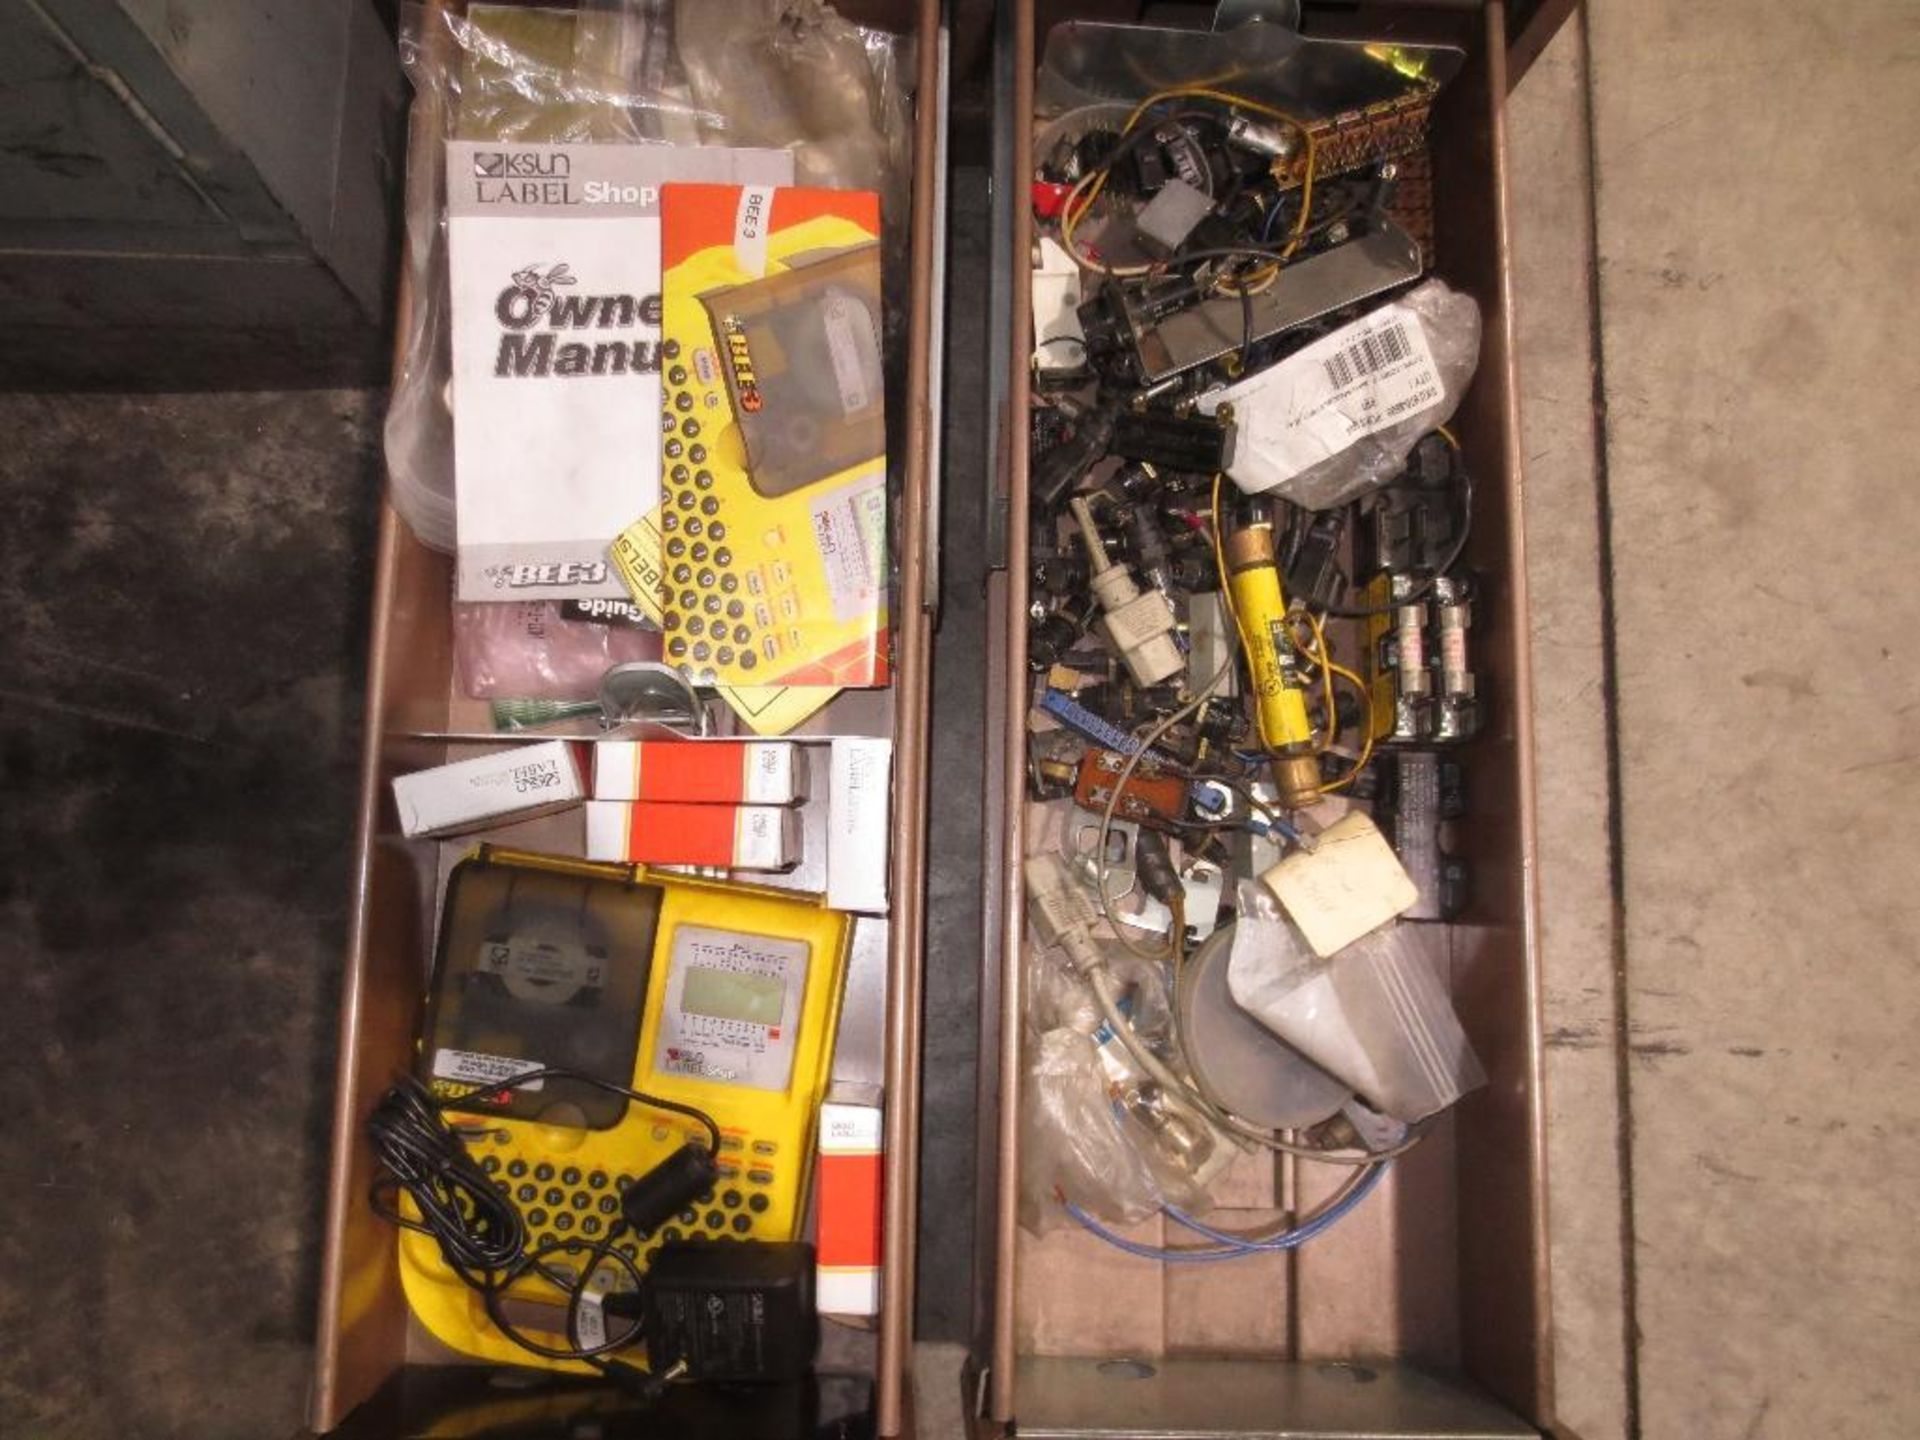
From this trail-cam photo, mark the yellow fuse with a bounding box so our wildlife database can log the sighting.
[1223,523,1321,809]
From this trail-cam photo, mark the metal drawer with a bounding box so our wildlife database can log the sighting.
[973,2,1562,1434]
[307,1,944,1433]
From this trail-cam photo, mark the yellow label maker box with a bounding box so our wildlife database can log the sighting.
[656,183,889,691]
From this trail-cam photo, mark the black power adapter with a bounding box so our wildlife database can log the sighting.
[638,1241,818,1383]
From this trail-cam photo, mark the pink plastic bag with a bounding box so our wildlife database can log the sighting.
[454,602,662,700]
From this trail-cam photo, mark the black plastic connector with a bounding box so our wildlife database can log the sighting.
[1112,409,1237,475]
[619,1142,720,1237]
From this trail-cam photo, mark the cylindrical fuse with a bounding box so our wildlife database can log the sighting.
[1223,522,1320,809]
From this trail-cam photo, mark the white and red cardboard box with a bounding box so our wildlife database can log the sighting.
[391,740,584,839]
[592,740,803,806]
[584,798,800,871]
[827,737,891,914]
[815,1091,884,1315]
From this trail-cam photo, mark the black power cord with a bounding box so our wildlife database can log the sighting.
[368,1069,723,1369]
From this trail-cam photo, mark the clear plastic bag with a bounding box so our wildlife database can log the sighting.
[453,601,662,700]
[1226,881,1485,1123]
[385,1,912,551]
[1021,1028,1166,1230]
[1021,891,1237,1229]
[1200,279,1482,510]
[673,0,912,219]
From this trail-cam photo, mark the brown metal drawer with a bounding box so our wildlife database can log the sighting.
[976,2,1560,1434]
[306,1,943,1433]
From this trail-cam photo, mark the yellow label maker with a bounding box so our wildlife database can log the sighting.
[394,847,851,1372]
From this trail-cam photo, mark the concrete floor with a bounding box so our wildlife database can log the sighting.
[4,5,1920,1438]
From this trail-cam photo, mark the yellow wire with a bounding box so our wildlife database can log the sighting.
[1057,87,1318,278]
[1284,608,1375,790]
[1294,611,1340,753]
[1317,657,1375,792]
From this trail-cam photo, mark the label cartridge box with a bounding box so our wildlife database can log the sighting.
[656,184,889,690]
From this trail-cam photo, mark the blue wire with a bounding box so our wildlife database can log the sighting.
[1261,196,1288,243]
[1063,1161,1389,1263]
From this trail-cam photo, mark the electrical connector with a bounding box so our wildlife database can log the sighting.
[1070,496,1185,687]
[1024,853,1107,974]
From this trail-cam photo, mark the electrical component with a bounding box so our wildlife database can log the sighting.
[1364,571,1479,744]
[1221,519,1320,809]
[1280,507,1350,613]
[1224,113,1298,161]
[1111,408,1237,474]
[641,1242,818,1383]
[1074,748,1189,829]
[1132,830,1184,909]
[1367,750,1467,921]
[1076,222,1425,385]
[619,1142,721,1237]
[1071,495,1185,688]
[1031,401,1116,514]
[1028,607,1088,670]
[1120,503,1175,597]
[1132,177,1214,258]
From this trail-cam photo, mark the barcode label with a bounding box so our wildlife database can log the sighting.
[432,1047,544,1092]
[1323,321,1414,389]
[1195,296,1448,493]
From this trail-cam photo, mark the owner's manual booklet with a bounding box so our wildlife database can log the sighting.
[448,141,793,602]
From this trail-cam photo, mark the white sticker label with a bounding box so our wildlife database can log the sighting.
[573,1262,626,1350]
[431,1048,544,1092]
[743,744,791,805]
[809,469,887,623]
[1203,303,1443,492]
[733,185,775,277]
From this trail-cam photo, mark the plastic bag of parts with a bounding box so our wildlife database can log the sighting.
[1199,279,1482,511]
[1225,881,1485,1123]
[454,601,663,700]
[1021,1023,1230,1232]
[385,1,913,552]
[673,0,912,230]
